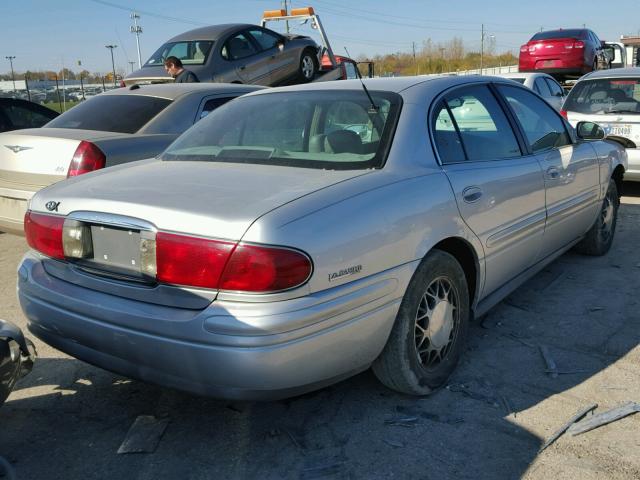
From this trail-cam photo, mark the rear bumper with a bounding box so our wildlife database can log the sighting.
[0,187,32,235]
[18,252,410,399]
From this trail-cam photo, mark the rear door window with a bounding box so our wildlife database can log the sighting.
[199,97,235,120]
[3,102,56,129]
[534,78,551,97]
[497,85,571,153]
[545,78,564,97]
[46,95,172,134]
[221,33,258,60]
[437,85,521,162]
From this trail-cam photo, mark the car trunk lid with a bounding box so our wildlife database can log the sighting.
[528,38,580,57]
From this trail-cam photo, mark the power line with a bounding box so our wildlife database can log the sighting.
[87,0,208,26]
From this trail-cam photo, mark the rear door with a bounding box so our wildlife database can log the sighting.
[496,84,600,256]
[432,84,546,298]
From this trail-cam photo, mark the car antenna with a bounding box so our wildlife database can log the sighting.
[344,47,378,113]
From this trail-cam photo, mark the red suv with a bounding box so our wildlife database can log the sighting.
[519,29,610,80]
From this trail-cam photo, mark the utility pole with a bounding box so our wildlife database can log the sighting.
[128,61,136,73]
[480,23,484,75]
[105,45,117,87]
[281,0,290,33]
[130,12,143,68]
[5,56,16,92]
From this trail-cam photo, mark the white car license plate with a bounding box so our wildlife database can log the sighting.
[606,124,632,136]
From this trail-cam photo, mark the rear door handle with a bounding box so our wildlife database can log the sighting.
[462,186,483,203]
[546,167,560,179]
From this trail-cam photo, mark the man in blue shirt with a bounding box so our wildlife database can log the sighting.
[164,56,199,83]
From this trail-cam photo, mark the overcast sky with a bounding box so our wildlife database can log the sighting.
[3,0,639,74]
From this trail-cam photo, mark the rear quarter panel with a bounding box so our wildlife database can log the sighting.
[93,135,179,168]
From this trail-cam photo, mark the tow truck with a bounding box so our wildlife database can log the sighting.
[260,7,370,81]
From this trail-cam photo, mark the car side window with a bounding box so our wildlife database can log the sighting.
[247,29,281,52]
[498,85,571,153]
[534,78,551,97]
[199,97,235,120]
[545,78,564,97]
[221,33,257,61]
[438,85,521,162]
[4,103,53,129]
[432,102,466,164]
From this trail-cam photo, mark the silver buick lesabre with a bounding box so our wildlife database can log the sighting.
[18,76,627,400]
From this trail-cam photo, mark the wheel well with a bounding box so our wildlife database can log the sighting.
[612,165,624,196]
[433,238,479,306]
[302,47,319,66]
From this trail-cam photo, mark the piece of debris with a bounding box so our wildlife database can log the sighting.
[117,415,170,454]
[568,402,640,436]
[301,461,346,479]
[384,416,419,427]
[539,345,558,378]
[588,306,605,312]
[539,403,597,452]
[383,439,405,448]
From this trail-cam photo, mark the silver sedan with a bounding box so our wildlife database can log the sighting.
[18,76,627,400]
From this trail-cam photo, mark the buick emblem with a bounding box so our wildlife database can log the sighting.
[45,201,60,212]
[4,145,32,153]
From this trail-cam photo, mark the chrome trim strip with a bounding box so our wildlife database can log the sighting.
[486,210,546,248]
[546,189,599,224]
[67,211,157,232]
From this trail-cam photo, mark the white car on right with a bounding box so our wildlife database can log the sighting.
[562,68,640,181]
[494,72,566,111]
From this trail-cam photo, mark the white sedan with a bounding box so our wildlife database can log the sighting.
[494,72,566,111]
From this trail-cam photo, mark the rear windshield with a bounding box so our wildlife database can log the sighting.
[145,41,213,67]
[505,77,526,84]
[531,29,586,41]
[564,78,640,114]
[46,95,172,133]
[161,90,402,170]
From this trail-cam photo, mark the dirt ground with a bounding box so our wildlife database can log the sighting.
[1,184,639,480]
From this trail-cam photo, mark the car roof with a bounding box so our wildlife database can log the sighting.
[167,24,256,42]
[580,67,640,81]
[493,72,552,80]
[100,83,265,100]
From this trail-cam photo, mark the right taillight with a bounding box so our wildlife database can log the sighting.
[24,211,65,259]
[154,232,312,292]
[67,141,106,177]
[560,109,568,119]
[520,45,528,53]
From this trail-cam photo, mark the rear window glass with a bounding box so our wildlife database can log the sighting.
[506,78,526,84]
[145,41,213,66]
[531,30,586,41]
[564,78,640,114]
[162,90,401,170]
[46,95,172,134]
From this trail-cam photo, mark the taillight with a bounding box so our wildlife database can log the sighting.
[520,45,528,53]
[573,41,584,49]
[156,232,235,289]
[67,141,106,177]
[24,212,65,259]
[560,109,568,119]
[154,233,312,292]
[219,244,312,292]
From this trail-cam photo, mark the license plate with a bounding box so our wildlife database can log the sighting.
[606,124,632,136]
[543,60,555,67]
[87,225,144,277]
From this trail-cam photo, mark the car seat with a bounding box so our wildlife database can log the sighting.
[324,130,363,154]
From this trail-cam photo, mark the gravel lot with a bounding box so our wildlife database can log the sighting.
[1,185,639,480]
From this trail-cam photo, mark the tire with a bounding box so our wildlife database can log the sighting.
[574,178,619,256]
[298,50,317,83]
[372,250,470,395]
[593,58,599,71]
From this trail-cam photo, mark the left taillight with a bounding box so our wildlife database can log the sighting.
[560,109,568,119]
[24,212,65,259]
[67,141,106,177]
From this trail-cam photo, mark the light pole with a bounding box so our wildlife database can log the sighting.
[128,61,136,73]
[130,12,143,69]
[105,45,117,87]
[480,26,494,75]
[5,56,16,92]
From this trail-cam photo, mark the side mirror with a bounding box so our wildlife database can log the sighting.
[576,121,605,140]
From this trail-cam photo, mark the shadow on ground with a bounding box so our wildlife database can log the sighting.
[1,204,639,480]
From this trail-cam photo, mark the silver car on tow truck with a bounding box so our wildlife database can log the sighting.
[18,76,626,400]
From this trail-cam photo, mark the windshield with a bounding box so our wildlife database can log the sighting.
[564,78,640,115]
[46,95,172,133]
[531,29,585,41]
[144,41,213,67]
[161,90,402,170]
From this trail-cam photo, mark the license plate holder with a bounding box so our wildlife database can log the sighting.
[84,225,144,278]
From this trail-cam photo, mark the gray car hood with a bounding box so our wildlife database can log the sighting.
[30,159,370,240]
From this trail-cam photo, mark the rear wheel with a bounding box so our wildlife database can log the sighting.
[298,50,317,83]
[574,178,619,256]
[372,250,470,395]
